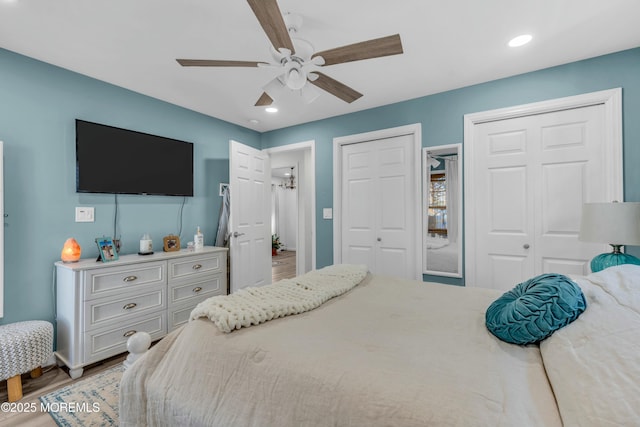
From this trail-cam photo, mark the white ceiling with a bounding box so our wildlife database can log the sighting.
[1,0,639,132]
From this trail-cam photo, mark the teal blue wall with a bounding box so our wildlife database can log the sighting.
[1,46,639,325]
[0,48,259,326]
[261,47,640,285]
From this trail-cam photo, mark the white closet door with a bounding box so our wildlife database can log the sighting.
[341,134,416,278]
[470,103,617,291]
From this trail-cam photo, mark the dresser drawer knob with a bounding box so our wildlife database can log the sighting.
[192,264,202,270]
[123,275,138,282]
[193,287,203,293]
[123,303,137,310]
[123,330,137,338]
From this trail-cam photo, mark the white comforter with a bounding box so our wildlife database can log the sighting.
[120,272,561,426]
[540,265,640,426]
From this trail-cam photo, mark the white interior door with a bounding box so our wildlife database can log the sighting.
[340,134,418,279]
[466,90,622,290]
[229,140,271,293]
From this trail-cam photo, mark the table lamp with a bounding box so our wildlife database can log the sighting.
[61,237,82,263]
[579,202,640,272]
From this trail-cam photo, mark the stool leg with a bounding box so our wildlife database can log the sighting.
[7,375,23,402]
[31,366,43,379]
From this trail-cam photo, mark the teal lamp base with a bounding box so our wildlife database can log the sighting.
[590,248,640,273]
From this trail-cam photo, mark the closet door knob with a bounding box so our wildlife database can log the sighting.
[377,237,382,242]
[523,244,530,249]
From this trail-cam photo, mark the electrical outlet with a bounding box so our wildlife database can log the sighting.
[75,207,95,222]
[323,208,333,220]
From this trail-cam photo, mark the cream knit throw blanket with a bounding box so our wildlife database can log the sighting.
[190,264,368,333]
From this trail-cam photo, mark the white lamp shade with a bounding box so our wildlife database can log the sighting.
[579,202,640,245]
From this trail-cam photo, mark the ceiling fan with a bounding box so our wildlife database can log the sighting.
[176,0,403,106]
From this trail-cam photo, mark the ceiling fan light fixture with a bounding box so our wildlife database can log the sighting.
[176,1,404,107]
[286,67,307,90]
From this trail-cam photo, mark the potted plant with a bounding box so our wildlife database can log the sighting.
[272,234,281,256]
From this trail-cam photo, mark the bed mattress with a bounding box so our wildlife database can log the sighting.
[120,272,562,426]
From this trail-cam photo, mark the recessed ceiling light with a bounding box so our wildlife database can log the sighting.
[248,119,260,124]
[265,107,278,113]
[508,34,533,47]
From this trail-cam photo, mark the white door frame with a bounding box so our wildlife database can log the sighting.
[464,88,623,285]
[264,140,316,273]
[333,123,422,279]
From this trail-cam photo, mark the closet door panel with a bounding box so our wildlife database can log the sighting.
[467,96,620,289]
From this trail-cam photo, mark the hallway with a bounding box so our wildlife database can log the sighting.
[272,250,296,282]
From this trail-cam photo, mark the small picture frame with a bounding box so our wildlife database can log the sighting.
[95,237,119,263]
[163,235,181,252]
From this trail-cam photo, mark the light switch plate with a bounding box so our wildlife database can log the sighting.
[75,207,95,222]
[322,208,333,220]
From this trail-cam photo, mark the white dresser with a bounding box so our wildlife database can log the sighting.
[55,246,227,378]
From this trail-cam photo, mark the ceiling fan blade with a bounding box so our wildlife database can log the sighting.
[308,72,363,103]
[176,59,267,67]
[247,0,295,54]
[255,92,274,106]
[312,34,403,66]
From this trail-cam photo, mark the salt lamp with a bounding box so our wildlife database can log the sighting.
[61,238,81,262]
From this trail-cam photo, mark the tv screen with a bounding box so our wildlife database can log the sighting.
[76,119,194,196]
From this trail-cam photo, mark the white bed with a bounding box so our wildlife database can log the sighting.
[119,264,640,426]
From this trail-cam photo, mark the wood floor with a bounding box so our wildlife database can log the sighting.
[272,250,296,282]
[0,353,125,426]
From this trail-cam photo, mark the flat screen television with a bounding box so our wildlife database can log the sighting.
[76,119,194,196]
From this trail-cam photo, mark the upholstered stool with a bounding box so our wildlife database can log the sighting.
[0,320,53,402]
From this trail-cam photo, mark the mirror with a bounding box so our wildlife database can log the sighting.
[423,144,462,277]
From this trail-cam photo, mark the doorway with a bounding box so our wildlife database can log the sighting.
[271,165,298,281]
[265,141,316,281]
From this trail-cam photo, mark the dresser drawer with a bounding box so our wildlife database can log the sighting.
[169,274,224,306]
[83,261,166,301]
[168,303,196,332]
[168,253,223,280]
[84,285,166,331]
[83,313,166,364]
[167,295,215,332]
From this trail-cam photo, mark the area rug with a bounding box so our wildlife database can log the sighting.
[39,364,123,426]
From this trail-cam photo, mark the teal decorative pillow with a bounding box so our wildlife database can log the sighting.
[485,273,587,345]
